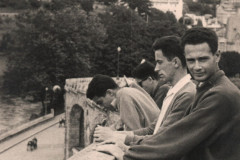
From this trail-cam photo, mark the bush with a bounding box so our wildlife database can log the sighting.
[219,51,240,77]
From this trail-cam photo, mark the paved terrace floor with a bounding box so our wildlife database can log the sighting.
[0,114,65,160]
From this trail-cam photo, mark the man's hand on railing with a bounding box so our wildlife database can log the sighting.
[94,126,128,143]
[95,139,129,160]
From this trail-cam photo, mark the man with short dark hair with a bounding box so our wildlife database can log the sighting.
[96,27,240,160]
[132,60,169,109]
[86,74,160,131]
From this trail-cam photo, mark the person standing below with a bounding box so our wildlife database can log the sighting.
[52,85,65,116]
[96,27,240,160]
[86,74,160,131]
[94,36,196,141]
[40,86,53,115]
[131,60,169,109]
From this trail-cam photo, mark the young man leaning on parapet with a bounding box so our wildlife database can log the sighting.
[86,74,160,131]
[95,27,240,160]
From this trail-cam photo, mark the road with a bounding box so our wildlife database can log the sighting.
[0,116,65,160]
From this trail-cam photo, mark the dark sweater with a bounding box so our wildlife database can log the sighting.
[124,70,240,160]
[151,83,169,110]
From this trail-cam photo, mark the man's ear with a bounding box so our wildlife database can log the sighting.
[172,57,180,68]
[215,50,221,63]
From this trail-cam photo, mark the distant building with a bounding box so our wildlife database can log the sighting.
[183,13,221,30]
[217,12,240,52]
[151,0,183,20]
[215,0,240,52]
[216,0,240,24]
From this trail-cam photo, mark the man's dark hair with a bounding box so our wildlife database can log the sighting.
[132,61,158,80]
[181,27,218,54]
[152,35,186,67]
[86,74,118,100]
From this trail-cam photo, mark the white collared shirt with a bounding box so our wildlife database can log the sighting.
[153,74,192,134]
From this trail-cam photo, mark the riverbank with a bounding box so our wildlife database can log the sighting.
[0,95,42,135]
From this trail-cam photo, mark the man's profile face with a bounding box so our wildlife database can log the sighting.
[92,92,114,109]
[184,42,220,82]
[154,49,175,84]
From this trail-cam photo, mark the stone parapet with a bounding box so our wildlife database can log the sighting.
[68,143,114,160]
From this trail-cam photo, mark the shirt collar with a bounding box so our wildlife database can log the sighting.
[207,70,224,85]
[111,98,117,108]
[167,74,192,96]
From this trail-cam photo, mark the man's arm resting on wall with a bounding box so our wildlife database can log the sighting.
[123,92,231,160]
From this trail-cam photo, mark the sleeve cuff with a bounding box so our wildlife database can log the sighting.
[124,135,134,145]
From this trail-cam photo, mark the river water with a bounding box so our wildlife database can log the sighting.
[0,55,42,134]
[0,96,42,135]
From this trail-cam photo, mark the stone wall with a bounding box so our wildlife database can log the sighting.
[64,77,131,159]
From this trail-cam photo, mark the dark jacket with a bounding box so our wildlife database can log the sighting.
[152,83,169,110]
[124,70,240,160]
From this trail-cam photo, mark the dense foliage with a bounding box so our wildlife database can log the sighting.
[2,6,106,96]
[0,0,42,9]
[0,1,185,98]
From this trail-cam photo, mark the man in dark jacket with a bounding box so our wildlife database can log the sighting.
[96,27,240,160]
[87,74,160,131]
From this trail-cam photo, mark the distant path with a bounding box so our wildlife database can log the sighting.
[0,114,65,160]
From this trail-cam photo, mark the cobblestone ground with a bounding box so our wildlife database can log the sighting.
[0,124,65,160]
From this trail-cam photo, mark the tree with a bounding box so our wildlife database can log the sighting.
[92,6,185,77]
[146,9,185,43]
[219,51,240,77]
[2,6,106,97]
[0,0,44,9]
[93,6,150,76]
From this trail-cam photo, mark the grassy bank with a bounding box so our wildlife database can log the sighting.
[0,94,42,135]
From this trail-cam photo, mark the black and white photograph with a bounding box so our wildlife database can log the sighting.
[0,0,240,160]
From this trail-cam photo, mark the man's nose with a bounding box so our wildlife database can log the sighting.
[155,64,160,72]
[193,61,202,70]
